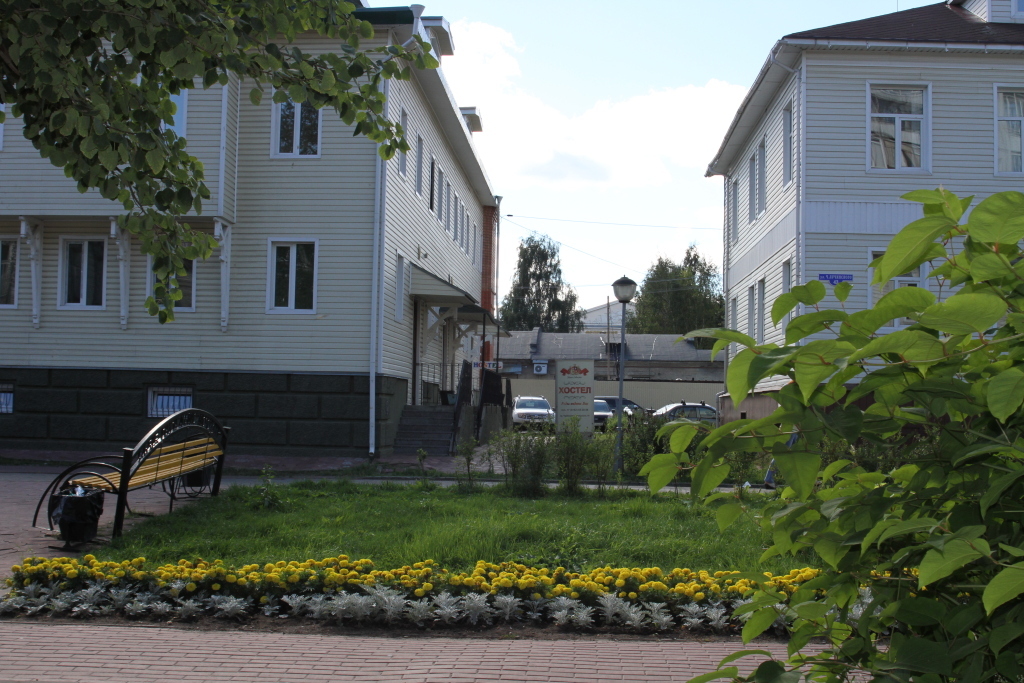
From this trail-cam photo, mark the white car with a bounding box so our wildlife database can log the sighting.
[653,402,719,423]
[512,396,555,428]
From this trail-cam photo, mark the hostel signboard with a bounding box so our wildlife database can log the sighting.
[555,360,594,433]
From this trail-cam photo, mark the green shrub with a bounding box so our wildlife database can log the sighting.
[491,428,547,497]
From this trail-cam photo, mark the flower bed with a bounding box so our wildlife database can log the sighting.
[2,555,822,632]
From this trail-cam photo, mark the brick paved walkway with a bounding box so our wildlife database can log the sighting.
[0,622,793,682]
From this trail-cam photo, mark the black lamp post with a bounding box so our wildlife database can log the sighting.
[612,275,637,474]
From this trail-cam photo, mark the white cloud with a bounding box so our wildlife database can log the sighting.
[438,20,747,308]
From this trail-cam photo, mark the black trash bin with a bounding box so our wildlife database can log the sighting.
[49,487,105,546]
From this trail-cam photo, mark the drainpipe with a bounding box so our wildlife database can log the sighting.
[369,79,391,457]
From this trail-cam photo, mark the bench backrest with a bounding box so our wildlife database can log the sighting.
[129,408,228,481]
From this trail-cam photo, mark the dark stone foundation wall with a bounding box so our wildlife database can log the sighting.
[0,368,406,459]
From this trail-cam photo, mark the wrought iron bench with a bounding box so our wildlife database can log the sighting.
[33,408,229,538]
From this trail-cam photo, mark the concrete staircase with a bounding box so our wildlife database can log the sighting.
[392,405,456,457]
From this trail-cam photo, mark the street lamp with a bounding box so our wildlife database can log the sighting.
[612,275,637,474]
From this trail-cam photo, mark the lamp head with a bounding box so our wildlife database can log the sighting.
[612,276,637,304]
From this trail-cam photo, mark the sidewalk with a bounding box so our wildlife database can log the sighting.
[0,622,795,682]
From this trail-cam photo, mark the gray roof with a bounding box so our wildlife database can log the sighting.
[496,329,714,363]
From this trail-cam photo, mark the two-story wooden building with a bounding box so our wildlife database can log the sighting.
[0,3,502,459]
[708,0,1024,418]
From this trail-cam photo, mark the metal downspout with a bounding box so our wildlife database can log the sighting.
[369,80,391,457]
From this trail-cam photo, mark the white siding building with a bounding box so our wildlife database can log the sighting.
[0,4,502,458]
[708,0,1024,419]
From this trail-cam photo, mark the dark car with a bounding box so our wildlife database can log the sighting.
[652,401,718,424]
[595,396,644,417]
[593,400,614,431]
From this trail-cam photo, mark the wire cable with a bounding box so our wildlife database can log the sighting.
[502,217,644,275]
[506,214,720,231]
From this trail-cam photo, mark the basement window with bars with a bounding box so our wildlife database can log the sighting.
[148,387,193,418]
[0,383,12,413]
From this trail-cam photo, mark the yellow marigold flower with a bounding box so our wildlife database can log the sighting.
[414,588,425,597]
[570,592,579,599]
[66,570,78,579]
[186,582,197,592]
[627,592,637,599]
[422,582,433,591]
[237,578,247,586]
[694,592,705,601]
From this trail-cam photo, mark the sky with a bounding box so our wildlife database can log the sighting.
[395,0,940,310]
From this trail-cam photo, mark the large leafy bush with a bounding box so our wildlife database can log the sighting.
[646,190,1024,682]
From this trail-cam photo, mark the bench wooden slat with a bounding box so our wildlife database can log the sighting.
[149,436,217,458]
[142,443,222,468]
[70,449,222,492]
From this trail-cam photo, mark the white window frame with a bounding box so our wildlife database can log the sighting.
[747,285,756,339]
[783,105,794,186]
[994,84,1024,175]
[730,179,739,243]
[265,238,319,314]
[398,109,408,176]
[868,248,925,329]
[57,236,107,310]
[270,97,323,158]
[866,82,931,173]
[148,386,193,418]
[147,255,196,313]
[1014,0,1024,18]
[0,235,20,309]
[445,181,452,232]
[0,383,12,414]
[747,156,757,223]
[415,136,424,194]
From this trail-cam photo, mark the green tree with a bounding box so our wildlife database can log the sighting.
[641,189,1024,682]
[499,235,585,332]
[1,0,435,321]
[626,247,724,346]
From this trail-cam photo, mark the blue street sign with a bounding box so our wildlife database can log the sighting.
[818,273,854,286]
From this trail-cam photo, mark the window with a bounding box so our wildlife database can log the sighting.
[429,160,437,210]
[870,250,921,326]
[445,182,452,232]
[149,387,192,418]
[472,221,478,265]
[748,156,757,222]
[730,180,739,242]
[869,86,926,170]
[756,279,766,343]
[59,238,106,308]
[0,383,11,413]
[747,286,756,339]
[267,240,317,312]
[149,257,195,312]
[757,138,766,215]
[436,168,445,219]
[395,254,406,322]
[0,103,5,151]
[782,260,792,326]
[273,98,321,157]
[783,105,794,185]
[398,110,408,176]
[415,136,424,194]
[167,90,187,139]
[998,89,1024,173]
[1015,0,1024,16]
[0,238,17,307]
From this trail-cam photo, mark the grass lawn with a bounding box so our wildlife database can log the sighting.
[100,480,818,575]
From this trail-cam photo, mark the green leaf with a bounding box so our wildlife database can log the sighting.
[145,148,165,175]
[984,562,1024,614]
[987,367,1024,423]
[970,252,1013,283]
[717,650,773,667]
[813,537,851,569]
[685,328,757,348]
[917,293,1007,335]
[772,453,820,500]
[918,538,989,587]
[785,310,848,345]
[710,338,729,362]
[1001,543,1024,558]
[771,292,799,326]
[249,87,263,106]
[874,215,956,284]
[645,463,680,494]
[983,469,1024,516]
[822,459,852,481]
[894,597,945,626]
[790,280,826,306]
[727,348,757,406]
[894,637,952,675]
[669,425,698,454]
[716,503,744,532]
[967,191,1024,244]
[685,668,739,683]
[990,622,1024,655]
[742,606,779,643]
[834,281,853,302]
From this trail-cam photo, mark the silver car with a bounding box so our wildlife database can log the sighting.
[512,396,555,428]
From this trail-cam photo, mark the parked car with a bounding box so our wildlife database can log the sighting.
[512,396,555,429]
[595,396,644,417]
[652,401,718,423]
[593,400,614,431]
